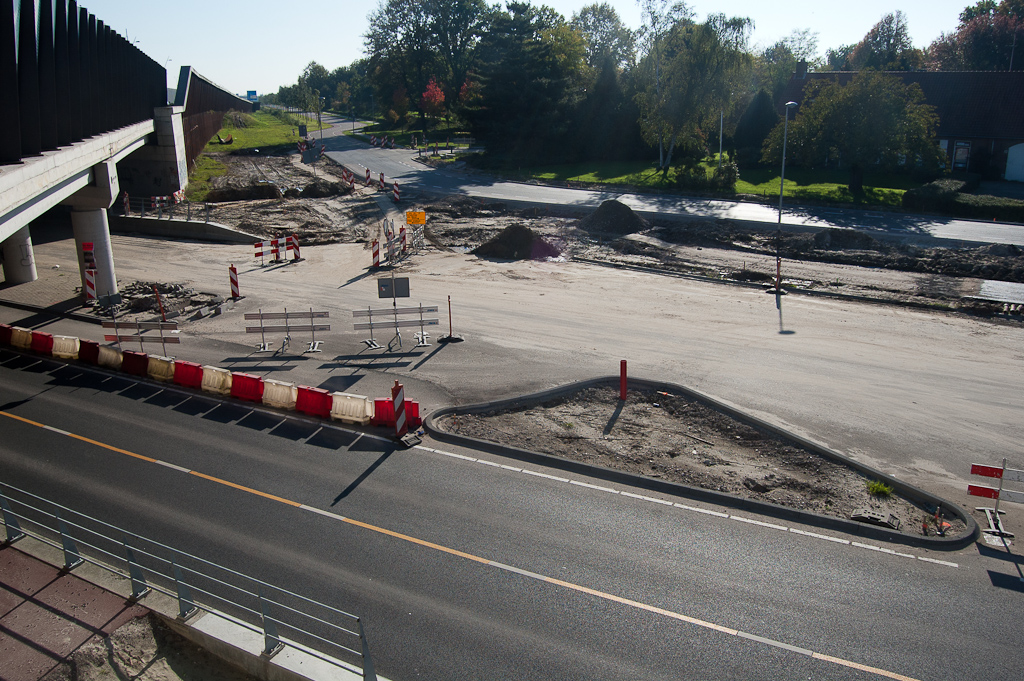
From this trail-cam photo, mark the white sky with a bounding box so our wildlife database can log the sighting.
[80,0,966,97]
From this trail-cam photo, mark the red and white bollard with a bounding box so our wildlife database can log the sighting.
[393,181,400,202]
[289,234,301,260]
[271,238,281,261]
[372,240,380,267]
[379,172,385,190]
[229,264,240,298]
[371,135,376,146]
[84,268,97,302]
[392,380,407,438]
[365,168,371,185]
[400,225,407,253]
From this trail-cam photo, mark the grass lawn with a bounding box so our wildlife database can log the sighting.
[200,110,322,155]
[513,157,918,207]
[184,155,227,202]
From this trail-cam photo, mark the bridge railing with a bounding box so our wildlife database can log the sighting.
[123,196,217,224]
[0,481,377,680]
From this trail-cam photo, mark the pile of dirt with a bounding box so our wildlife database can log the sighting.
[813,228,878,250]
[47,613,258,681]
[439,386,965,537]
[300,179,349,198]
[424,196,508,218]
[471,223,561,260]
[578,199,648,235]
[99,281,222,321]
[205,184,283,203]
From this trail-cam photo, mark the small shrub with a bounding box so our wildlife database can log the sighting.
[867,480,894,498]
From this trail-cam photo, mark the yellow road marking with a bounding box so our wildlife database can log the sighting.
[1,409,923,681]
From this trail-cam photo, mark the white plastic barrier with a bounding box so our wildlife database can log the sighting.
[97,345,123,369]
[10,327,32,350]
[262,379,297,410]
[147,355,175,382]
[330,392,373,425]
[201,366,233,395]
[51,335,80,359]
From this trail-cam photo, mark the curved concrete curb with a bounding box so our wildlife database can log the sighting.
[424,376,979,550]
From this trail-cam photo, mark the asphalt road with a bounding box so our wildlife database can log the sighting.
[318,115,1024,247]
[2,350,1022,681]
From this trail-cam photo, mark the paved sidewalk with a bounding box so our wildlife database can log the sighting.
[0,544,148,681]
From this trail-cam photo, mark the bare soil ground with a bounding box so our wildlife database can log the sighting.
[437,385,966,538]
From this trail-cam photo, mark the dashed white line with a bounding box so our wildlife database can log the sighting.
[730,516,788,532]
[789,528,850,544]
[917,556,959,568]
[155,460,191,473]
[42,425,71,436]
[570,480,618,493]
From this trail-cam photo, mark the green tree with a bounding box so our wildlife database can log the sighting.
[571,3,635,68]
[732,89,778,167]
[762,72,943,193]
[825,44,856,70]
[849,11,924,70]
[466,2,585,160]
[636,12,752,173]
[754,29,820,100]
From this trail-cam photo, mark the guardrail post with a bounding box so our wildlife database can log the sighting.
[258,586,284,657]
[172,561,197,619]
[0,493,25,543]
[205,203,210,223]
[123,540,150,600]
[358,618,378,681]
[56,512,83,570]
[187,201,192,221]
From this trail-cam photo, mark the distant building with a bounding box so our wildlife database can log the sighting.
[779,62,1024,181]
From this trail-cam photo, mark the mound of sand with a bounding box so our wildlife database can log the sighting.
[205,184,283,203]
[300,180,348,198]
[577,199,648,235]
[471,224,561,260]
[813,228,878,250]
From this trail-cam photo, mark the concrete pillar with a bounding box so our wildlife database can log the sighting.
[1,225,38,284]
[71,208,117,297]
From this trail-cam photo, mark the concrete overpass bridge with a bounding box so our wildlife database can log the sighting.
[1,0,252,301]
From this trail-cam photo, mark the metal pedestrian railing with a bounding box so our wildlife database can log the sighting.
[0,482,376,680]
[123,196,214,223]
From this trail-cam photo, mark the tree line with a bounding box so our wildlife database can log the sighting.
[261,0,1021,189]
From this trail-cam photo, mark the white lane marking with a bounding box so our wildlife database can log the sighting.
[417,446,960,569]
[789,528,850,545]
[42,425,71,436]
[301,505,347,521]
[736,630,813,656]
[155,460,191,473]
[731,516,788,531]
[489,560,548,581]
[570,480,618,493]
[676,504,729,518]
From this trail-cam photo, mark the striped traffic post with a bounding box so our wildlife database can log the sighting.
[400,225,407,253]
[84,269,97,302]
[393,181,400,202]
[392,380,407,438]
[289,235,301,260]
[229,265,240,299]
[365,168,371,185]
[372,240,380,267]
[379,172,385,190]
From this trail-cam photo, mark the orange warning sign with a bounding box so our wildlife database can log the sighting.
[406,211,426,225]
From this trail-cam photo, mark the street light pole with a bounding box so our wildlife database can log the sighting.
[776,101,797,292]
[778,101,797,224]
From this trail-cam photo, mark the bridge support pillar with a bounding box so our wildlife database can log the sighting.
[1,226,39,285]
[71,209,118,298]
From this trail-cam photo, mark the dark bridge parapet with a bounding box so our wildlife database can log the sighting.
[1,0,166,165]
[173,67,254,172]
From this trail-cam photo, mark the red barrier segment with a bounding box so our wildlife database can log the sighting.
[121,350,149,377]
[0,323,13,345]
[231,373,265,402]
[372,399,394,427]
[30,331,54,356]
[371,398,420,428]
[296,386,332,418]
[78,340,100,364]
[173,360,204,388]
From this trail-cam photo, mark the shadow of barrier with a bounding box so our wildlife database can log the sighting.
[424,375,978,550]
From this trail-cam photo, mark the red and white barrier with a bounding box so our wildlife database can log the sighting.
[371,135,377,146]
[400,225,407,253]
[289,234,300,260]
[372,240,380,267]
[393,181,400,202]
[254,238,300,264]
[970,459,1024,538]
[365,168,371,185]
[392,380,407,438]
[84,269,96,301]
[390,138,395,149]
[229,264,240,298]
[149,189,184,209]
[379,172,385,190]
